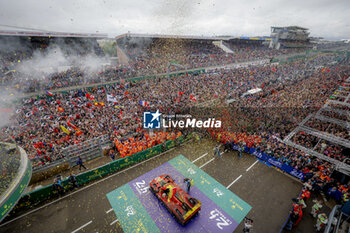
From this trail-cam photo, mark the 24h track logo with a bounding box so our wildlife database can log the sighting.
[125,205,136,216]
[209,209,232,230]
[133,180,149,194]
[213,188,224,197]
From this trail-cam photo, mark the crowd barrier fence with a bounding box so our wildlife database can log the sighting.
[228,142,304,181]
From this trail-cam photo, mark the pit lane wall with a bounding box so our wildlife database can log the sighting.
[0,145,32,223]
[8,136,185,215]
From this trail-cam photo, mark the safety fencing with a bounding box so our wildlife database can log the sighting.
[9,136,185,214]
[229,142,304,181]
[63,135,111,168]
[32,135,111,175]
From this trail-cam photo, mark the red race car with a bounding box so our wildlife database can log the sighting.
[149,174,201,225]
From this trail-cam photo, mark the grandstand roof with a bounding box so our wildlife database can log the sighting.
[271,26,309,31]
[0,30,107,38]
[116,33,272,41]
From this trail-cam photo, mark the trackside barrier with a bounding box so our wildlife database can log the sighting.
[0,156,32,222]
[228,142,304,181]
[165,140,176,150]
[8,136,185,215]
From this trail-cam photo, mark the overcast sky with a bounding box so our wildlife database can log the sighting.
[0,0,349,39]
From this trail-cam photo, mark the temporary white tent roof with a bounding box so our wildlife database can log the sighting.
[241,88,262,97]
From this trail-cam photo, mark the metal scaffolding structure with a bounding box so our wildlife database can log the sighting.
[329,100,350,108]
[314,114,350,129]
[321,106,350,117]
[283,80,350,175]
[299,125,350,148]
[332,94,348,99]
[283,114,313,143]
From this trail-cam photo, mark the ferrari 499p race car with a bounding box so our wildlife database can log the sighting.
[149,174,201,225]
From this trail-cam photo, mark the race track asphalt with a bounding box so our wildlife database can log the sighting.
[0,139,302,233]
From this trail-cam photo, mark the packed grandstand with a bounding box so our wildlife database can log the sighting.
[0,27,350,233]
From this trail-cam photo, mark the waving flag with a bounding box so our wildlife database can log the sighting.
[67,121,82,135]
[60,125,70,134]
[46,91,54,97]
[107,94,117,103]
[94,102,105,107]
[139,100,148,106]
[189,95,197,102]
[86,93,95,100]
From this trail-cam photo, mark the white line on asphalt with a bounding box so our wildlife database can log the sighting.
[226,175,242,189]
[212,145,221,150]
[110,219,119,225]
[199,158,215,169]
[246,160,259,172]
[0,147,178,227]
[192,152,208,163]
[71,220,92,233]
[106,208,113,214]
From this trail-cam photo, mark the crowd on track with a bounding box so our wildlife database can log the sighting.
[114,131,182,158]
[0,50,349,172]
[1,37,350,231]
[284,165,350,231]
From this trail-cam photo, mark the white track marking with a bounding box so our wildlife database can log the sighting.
[71,220,92,233]
[0,147,178,227]
[226,175,242,189]
[199,158,215,168]
[106,208,113,214]
[246,160,259,172]
[192,152,208,163]
[110,219,119,225]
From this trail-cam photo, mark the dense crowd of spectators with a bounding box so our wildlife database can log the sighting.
[197,54,349,176]
[0,51,348,172]
[0,38,349,176]
[0,37,345,96]
[120,38,307,75]
[283,161,350,231]
[0,37,349,233]
[114,131,182,158]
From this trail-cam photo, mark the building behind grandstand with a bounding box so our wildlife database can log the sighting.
[269,26,312,49]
